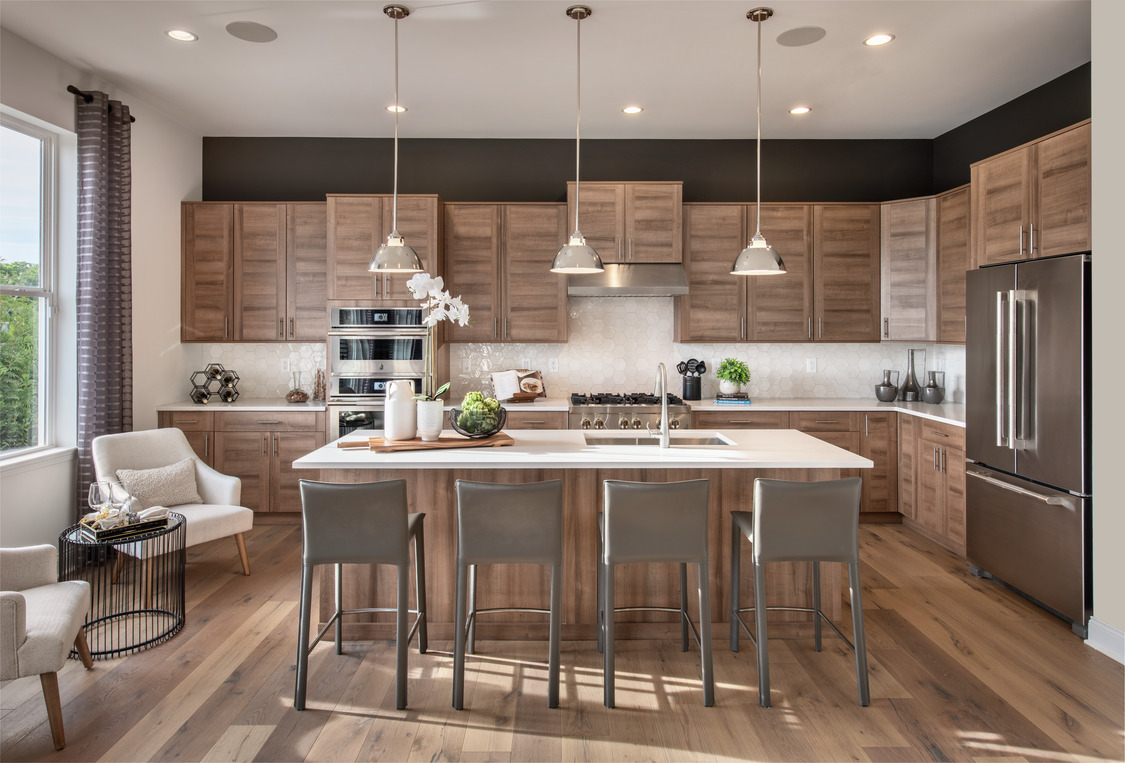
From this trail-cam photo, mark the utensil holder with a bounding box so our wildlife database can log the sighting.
[683,376,701,401]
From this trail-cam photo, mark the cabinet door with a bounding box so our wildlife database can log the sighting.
[944,447,966,555]
[748,205,814,342]
[625,183,682,262]
[272,430,325,512]
[692,410,790,429]
[182,203,233,342]
[860,412,897,514]
[937,187,970,344]
[880,198,936,341]
[327,195,382,300]
[1035,122,1091,257]
[214,431,270,513]
[801,429,862,484]
[677,204,744,342]
[568,182,624,261]
[898,414,918,520]
[917,441,946,536]
[287,202,328,341]
[382,196,441,303]
[445,204,501,342]
[234,204,287,341]
[813,205,881,341]
[505,411,568,429]
[971,147,1033,267]
[504,204,569,342]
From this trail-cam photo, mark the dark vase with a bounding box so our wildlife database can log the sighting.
[900,349,922,402]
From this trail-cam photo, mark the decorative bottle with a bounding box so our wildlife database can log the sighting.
[900,349,922,402]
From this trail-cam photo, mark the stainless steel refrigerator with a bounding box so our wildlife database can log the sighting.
[965,252,1091,637]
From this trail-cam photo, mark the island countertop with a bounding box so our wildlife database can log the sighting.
[292,428,873,470]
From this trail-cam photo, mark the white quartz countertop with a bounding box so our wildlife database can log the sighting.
[158,398,326,412]
[293,428,873,470]
[688,397,965,427]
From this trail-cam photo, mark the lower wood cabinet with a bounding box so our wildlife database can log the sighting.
[504,410,567,430]
[899,416,966,555]
[159,409,325,513]
[692,410,790,429]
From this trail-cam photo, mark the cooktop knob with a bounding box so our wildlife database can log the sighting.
[669,418,681,429]
[594,418,606,430]
[581,418,592,430]
[618,418,631,429]
[632,418,643,430]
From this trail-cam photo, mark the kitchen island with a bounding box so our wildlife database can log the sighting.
[293,429,872,641]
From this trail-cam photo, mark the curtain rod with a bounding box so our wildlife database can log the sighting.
[67,85,136,123]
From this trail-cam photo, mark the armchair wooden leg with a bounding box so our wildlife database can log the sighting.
[74,628,94,669]
[235,533,251,575]
[40,672,65,750]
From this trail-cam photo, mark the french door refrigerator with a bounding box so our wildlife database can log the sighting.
[965,252,1091,638]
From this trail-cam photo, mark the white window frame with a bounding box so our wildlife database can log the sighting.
[1,111,58,459]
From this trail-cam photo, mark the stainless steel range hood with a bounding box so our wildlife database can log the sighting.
[567,263,689,297]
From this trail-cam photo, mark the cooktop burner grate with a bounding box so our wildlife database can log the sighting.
[570,392,686,406]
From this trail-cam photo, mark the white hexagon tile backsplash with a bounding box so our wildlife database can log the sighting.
[188,297,966,403]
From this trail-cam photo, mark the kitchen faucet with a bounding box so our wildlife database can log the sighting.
[647,362,671,448]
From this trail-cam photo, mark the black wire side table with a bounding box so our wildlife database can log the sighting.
[58,512,186,659]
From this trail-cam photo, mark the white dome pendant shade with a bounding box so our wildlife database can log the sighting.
[369,4,423,274]
[551,5,604,275]
[732,7,786,277]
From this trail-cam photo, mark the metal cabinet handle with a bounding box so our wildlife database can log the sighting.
[883,318,889,338]
[629,238,633,260]
[493,317,498,338]
[257,420,281,425]
[819,317,823,338]
[1018,224,1024,258]
[966,469,1070,505]
[224,317,229,339]
[289,318,294,338]
[505,317,510,339]
[273,434,278,456]
[928,430,949,438]
[808,317,812,339]
[940,448,946,473]
[814,420,837,424]
[279,318,284,338]
[865,415,869,438]
[933,445,939,471]
[203,433,209,459]
[174,419,198,424]
[1028,223,1035,257]
[741,316,746,340]
[261,435,266,456]
[522,420,545,425]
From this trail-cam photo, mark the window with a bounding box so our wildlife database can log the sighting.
[0,114,56,456]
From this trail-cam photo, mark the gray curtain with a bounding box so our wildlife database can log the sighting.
[75,91,133,518]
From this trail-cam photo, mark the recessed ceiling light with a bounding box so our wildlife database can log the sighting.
[386,105,407,113]
[226,21,278,43]
[864,33,895,46]
[789,106,811,115]
[166,29,198,42]
[622,106,643,115]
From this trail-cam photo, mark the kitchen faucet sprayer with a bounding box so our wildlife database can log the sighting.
[648,363,671,448]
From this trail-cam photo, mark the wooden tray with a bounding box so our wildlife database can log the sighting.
[338,432,515,453]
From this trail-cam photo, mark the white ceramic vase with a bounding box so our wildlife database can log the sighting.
[718,379,741,395]
[383,380,417,441]
[416,399,445,441]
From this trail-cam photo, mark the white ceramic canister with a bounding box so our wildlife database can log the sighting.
[383,380,417,441]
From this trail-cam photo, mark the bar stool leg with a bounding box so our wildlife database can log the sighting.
[753,560,771,708]
[603,561,615,709]
[730,519,742,652]
[849,561,871,707]
[813,561,823,652]
[698,560,714,707]
[395,562,409,710]
[679,563,689,652]
[334,563,343,655]
[294,564,314,710]
[548,562,562,709]
[414,522,428,654]
[467,563,478,655]
[453,561,468,710]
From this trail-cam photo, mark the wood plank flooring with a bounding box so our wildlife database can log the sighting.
[2,523,1121,762]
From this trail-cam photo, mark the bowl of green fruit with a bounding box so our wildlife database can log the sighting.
[449,392,507,439]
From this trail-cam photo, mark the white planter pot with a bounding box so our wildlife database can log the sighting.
[718,379,741,395]
[416,399,445,442]
[383,380,417,441]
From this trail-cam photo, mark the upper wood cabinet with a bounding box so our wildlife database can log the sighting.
[971,120,1090,267]
[812,204,881,342]
[326,194,443,302]
[936,186,970,344]
[444,203,568,343]
[748,205,815,341]
[880,198,937,342]
[182,202,327,343]
[567,181,682,262]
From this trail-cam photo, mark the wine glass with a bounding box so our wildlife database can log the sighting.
[87,481,115,514]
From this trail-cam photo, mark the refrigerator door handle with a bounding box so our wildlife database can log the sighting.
[966,469,1069,506]
[1007,290,1018,449]
[995,290,1008,448]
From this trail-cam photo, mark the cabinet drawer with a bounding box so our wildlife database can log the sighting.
[692,410,790,429]
[918,419,965,449]
[159,410,214,432]
[505,411,567,430]
[791,411,859,432]
[215,411,323,432]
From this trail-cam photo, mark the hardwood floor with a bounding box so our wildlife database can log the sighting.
[2,523,1121,762]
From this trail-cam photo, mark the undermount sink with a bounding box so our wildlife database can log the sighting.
[584,433,734,447]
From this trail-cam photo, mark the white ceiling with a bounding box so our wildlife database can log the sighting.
[0,0,1091,140]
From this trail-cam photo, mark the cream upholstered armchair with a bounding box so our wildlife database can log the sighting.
[92,428,253,575]
[0,544,94,750]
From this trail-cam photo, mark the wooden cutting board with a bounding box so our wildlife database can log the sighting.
[337,432,515,453]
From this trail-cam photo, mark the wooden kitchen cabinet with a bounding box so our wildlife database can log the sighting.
[692,410,790,429]
[813,204,882,341]
[880,197,936,341]
[157,410,216,467]
[182,202,327,342]
[567,181,682,263]
[444,203,568,343]
[899,416,966,555]
[748,205,815,341]
[937,186,970,344]
[971,120,1090,267]
[326,194,443,302]
[792,411,897,517]
[505,410,568,430]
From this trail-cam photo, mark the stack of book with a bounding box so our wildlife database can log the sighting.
[715,393,752,405]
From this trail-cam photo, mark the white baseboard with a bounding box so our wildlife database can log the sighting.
[1086,617,1125,664]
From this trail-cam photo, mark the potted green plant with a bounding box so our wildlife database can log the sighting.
[716,357,750,395]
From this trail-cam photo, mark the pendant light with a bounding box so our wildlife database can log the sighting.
[732,7,786,276]
[369,4,423,273]
[551,5,604,274]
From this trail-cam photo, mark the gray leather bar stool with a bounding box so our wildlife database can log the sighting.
[599,479,714,708]
[294,479,427,711]
[453,479,563,710]
[729,477,869,708]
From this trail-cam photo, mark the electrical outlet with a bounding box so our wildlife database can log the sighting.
[548,358,559,373]
[519,358,531,370]
[280,358,291,372]
[806,358,817,373]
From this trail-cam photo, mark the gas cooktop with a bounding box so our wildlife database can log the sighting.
[570,392,687,407]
